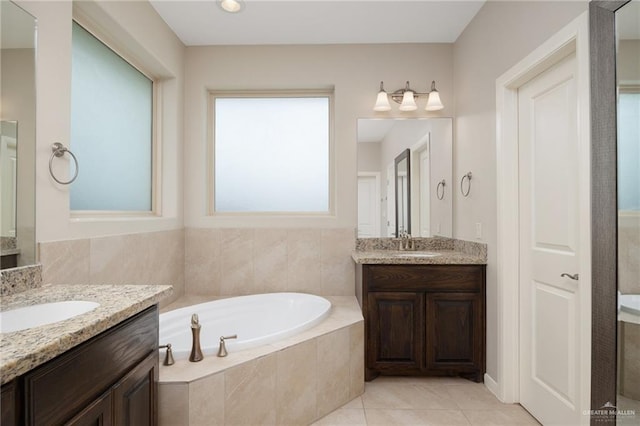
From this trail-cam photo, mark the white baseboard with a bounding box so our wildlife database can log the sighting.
[484,373,501,401]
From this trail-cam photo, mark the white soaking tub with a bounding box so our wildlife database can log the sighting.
[159,292,331,359]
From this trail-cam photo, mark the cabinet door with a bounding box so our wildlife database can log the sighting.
[1,380,19,426]
[425,292,484,375]
[66,391,112,426]
[367,292,424,374]
[112,352,157,426]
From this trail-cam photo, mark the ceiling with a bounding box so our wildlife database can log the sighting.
[150,0,486,46]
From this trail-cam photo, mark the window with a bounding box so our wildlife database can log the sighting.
[211,93,332,213]
[618,91,640,211]
[70,21,154,212]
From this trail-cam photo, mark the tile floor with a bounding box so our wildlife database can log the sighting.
[312,376,540,426]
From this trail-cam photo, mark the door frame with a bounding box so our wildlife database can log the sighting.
[357,172,381,237]
[495,11,591,419]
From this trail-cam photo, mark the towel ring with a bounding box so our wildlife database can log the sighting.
[436,179,446,200]
[49,142,78,185]
[460,172,472,197]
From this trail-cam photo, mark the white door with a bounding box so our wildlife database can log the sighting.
[357,174,380,237]
[518,52,583,425]
[419,148,431,237]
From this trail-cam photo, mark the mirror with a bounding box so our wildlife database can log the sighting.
[1,0,37,269]
[395,149,410,236]
[357,118,453,238]
[616,0,640,421]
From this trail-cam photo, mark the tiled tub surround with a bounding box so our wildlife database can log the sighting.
[158,296,364,426]
[0,283,172,384]
[38,228,185,306]
[185,228,356,297]
[0,264,42,296]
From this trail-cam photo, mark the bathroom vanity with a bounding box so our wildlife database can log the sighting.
[353,243,486,382]
[0,283,172,425]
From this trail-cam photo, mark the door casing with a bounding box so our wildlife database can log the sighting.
[494,11,591,423]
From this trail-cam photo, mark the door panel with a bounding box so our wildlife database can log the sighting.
[358,174,379,237]
[518,52,582,425]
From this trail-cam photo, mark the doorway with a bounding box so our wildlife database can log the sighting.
[496,12,591,426]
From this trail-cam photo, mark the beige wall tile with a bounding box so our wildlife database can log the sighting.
[89,234,131,284]
[287,229,322,294]
[225,355,277,425]
[254,228,288,293]
[349,322,365,399]
[276,339,318,425]
[189,373,224,426]
[185,228,221,295]
[39,239,90,285]
[219,228,255,295]
[317,327,351,417]
[321,229,355,296]
[158,383,190,426]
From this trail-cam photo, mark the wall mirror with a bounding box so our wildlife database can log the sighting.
[395,149,410,236]
[0,0,37,269]
[616,0,640,421]
[357,118,452,238]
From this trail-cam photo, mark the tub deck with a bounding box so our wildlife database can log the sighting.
[158,295,364,425]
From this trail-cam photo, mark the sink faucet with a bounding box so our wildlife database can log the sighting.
[398,231,415,251]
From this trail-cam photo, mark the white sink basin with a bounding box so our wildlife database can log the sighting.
[392,252,441,258]
[0,301,100,333]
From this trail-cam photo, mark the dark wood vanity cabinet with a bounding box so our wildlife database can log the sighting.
[1,305,159,426]
[362,264,486,382]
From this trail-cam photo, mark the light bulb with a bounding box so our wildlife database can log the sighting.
[220,0,242,13]
[425,81,444,111]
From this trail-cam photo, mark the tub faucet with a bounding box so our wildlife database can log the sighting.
[159,343,175,366]
[189,314,204,362]
[217,335,238,357]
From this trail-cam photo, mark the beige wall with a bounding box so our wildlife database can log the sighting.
[452,0,588,383]
[618,39,640,83]
[183,43,453,296]
[184,43,453,229]
[15,0,186,301]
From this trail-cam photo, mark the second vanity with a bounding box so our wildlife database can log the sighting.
[0,278,172,425]
[353,238,487,383]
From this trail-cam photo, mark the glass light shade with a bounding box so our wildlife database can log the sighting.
[374,91,391,111]
[399,90,417,111]
[425,90,444,111]
[220,0,242,13]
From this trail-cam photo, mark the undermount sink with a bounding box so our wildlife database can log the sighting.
[0,300,100,333]
[391,252,441,258]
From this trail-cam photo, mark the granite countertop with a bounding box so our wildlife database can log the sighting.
[1,248,20,256]
[0,284,173,385]
[351,249,487,265]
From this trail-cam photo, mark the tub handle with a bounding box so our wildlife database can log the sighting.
[217,335,238,357]
[159,343,175,366]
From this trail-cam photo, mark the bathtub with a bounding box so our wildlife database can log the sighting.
[159,292,332,359]
[619,293,640,325]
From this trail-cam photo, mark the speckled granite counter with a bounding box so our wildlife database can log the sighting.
[0,284,172,385]
[352,237,487,265]
[351,249,486,265]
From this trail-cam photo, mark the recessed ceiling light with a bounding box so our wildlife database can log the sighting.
[219,0,243,13]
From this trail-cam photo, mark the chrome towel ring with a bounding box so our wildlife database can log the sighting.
[436,179,446,200]
[49,142,78,185]
[460,172,472,197]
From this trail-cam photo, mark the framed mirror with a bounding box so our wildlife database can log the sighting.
[1,0,37,269]
[394,149,410,236]
[615,0,640,422]
[357,118,453,238]
[591,0,640,423]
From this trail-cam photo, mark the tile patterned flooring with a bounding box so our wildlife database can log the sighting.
[312,377,540,426]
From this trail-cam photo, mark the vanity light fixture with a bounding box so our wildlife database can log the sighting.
[373,80,444,112]
[219,0,243,13]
